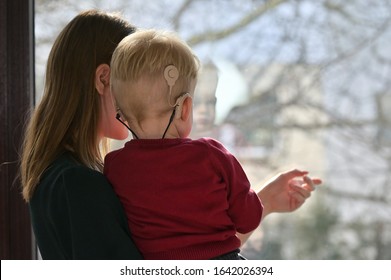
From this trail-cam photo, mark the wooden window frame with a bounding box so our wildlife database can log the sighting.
[0,0,35,259]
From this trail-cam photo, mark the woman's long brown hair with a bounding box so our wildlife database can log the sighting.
[21,10,136,201]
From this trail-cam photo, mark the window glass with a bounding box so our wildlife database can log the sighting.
[35,0,391,260]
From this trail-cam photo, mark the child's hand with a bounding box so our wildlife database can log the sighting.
[257,169,322,219]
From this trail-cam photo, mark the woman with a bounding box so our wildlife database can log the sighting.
[20,9,320,260]
[20,9,141,259]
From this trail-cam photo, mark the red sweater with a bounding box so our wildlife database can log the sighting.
[104,137,263,259]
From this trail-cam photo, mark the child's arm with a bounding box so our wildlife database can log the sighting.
[259,169,321,216]
[237,169,322,245]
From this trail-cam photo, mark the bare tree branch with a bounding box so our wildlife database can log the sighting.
[324,188,390,205]
[187,0,288,46]
[172,0,194,30]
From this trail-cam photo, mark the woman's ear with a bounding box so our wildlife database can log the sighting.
[95,64,110,95]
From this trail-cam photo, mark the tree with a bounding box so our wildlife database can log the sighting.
[35,0,391,259]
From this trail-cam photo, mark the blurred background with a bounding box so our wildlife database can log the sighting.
[35,0,391,259]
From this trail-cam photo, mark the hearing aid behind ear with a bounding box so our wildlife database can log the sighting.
[163,65,190,118]
[174,93,191,119]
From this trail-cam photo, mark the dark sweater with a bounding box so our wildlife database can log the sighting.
[29,152,142,260]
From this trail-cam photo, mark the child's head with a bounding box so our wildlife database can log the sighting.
[110,29,199,139]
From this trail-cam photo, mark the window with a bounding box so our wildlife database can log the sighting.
[34,0,391,260]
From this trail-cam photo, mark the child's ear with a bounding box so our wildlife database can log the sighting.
[95,64,110,95]
[180,95,193,121]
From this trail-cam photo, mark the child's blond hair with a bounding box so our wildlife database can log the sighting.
[110,29,199,121]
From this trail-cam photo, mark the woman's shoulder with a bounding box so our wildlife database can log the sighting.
[46,152,104,180]
[38,153,111,198]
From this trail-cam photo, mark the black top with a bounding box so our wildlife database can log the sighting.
[29,152,142,260]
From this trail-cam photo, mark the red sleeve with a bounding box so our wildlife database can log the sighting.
[206,138,263,233]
